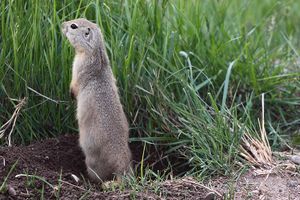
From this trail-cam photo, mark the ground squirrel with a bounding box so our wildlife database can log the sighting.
[61,18,132,182]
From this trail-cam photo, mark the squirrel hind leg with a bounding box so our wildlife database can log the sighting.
[86,166,104,183]
[86,159,115,183]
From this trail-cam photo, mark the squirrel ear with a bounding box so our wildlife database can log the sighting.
[85,28,91,37]
[84,28,93,45]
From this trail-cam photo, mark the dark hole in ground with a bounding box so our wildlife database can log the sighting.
[0,134,191,199]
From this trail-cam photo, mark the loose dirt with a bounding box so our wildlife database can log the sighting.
[0,134,215,199]
[0,134,299,199]
[210,168,300,200]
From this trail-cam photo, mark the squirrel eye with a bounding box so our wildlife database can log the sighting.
[70,24,78,29]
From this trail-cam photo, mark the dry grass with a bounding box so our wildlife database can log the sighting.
[0,97,27,146]
[240,94,274,168]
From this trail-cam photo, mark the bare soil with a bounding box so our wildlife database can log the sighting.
[0,134,215,199]
[210,168,300,200]
[0,134,299,199]
[234,169,300,199]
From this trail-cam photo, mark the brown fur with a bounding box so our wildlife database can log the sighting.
[61,18,131,182]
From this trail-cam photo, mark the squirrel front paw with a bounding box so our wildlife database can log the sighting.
[70,80,79,100]
[70,88,76,100]
[69,87,78,100]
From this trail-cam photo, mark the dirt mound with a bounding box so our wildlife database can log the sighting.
[1,134,299,199]
[0,134,214,199]
[0,134,85,176]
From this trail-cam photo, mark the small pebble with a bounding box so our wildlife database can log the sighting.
[204,192,215,200]
[71,174,80,183]
[290,155,300,165]
[250,190,259,195]
[287,180,298,188]
[8,185,17,196]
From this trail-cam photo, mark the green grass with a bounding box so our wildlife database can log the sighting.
[0,160,18,193]
[0,0,299,178]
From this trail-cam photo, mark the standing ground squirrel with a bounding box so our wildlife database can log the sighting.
[61,18,132,182]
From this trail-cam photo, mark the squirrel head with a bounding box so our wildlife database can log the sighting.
[61,18,102,54]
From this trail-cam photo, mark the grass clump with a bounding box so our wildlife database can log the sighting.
[0,0,299,178]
